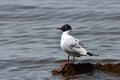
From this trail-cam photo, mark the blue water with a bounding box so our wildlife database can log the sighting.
[0,0,120,80]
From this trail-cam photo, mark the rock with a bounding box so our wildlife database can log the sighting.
[52,63,94,77]
[93,63,120,74]
[52,63,120,77]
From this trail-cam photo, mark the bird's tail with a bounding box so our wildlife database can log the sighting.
[87,52,99,56]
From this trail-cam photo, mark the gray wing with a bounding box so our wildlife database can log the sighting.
[68,38,84,49]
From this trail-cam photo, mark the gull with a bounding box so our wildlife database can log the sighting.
[57,24,98,64]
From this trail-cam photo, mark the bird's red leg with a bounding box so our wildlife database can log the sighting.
[65,56,70,65]
[72,56,75,64]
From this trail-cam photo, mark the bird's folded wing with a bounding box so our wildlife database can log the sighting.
[67,38,84,49]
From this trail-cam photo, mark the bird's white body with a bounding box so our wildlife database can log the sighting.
[60,30,88,57]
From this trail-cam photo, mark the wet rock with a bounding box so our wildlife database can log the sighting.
[93,63,120,74]
[52,63,120,77]
[52,63,94,77]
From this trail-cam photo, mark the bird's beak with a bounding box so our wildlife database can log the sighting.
[56,28,61,30]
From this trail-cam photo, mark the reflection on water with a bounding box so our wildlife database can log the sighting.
[0,0,120,80]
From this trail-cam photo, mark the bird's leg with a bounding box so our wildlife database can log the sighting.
[72,56,75,64]
[65,56,70,65]
[67,55,70,64]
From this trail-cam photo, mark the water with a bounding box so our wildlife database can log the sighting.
[0,0,120,80]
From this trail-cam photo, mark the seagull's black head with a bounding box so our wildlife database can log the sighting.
[57,24,72,32]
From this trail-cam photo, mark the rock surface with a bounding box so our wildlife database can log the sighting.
[52,63,120,77]
[93,63,120,74]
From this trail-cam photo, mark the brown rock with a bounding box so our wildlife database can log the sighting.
[52,63,120,77]
[93,63,120,74]
[52,63,94,77]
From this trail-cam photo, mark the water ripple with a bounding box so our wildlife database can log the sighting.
[0,0,120,79]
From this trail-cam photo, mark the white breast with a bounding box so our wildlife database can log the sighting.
[60,32,68,50]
